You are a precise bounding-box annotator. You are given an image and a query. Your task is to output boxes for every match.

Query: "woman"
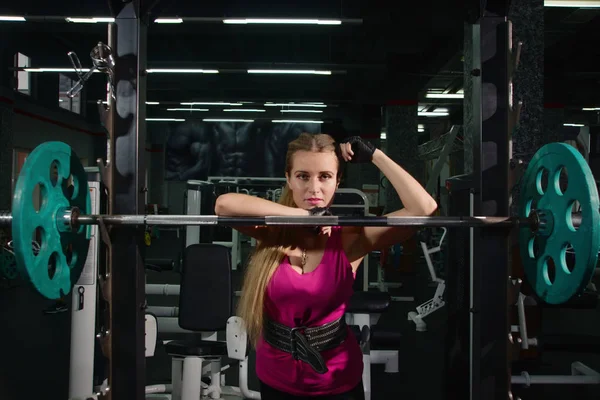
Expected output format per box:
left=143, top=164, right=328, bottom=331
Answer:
left=215, top=133, right=437, bottom=399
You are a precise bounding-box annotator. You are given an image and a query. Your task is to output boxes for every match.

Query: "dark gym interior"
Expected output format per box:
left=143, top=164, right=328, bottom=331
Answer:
left=1, top=1, right=600, bottom=400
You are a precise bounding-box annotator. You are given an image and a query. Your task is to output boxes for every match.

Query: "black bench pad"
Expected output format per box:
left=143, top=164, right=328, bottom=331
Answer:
left=164, top=339, right=228, bottom=357
left=347, top=291, right=391, bottom=314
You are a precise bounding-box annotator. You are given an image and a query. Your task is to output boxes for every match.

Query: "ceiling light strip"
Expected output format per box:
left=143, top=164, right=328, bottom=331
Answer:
left=265, top=102, right=327, bottom=108
left=272, top=119, right=324, bottom=124
left=280, top=109, right=323, bottom=113
left=0, top=16, right=26, bottom=21
left=167, top=108, right=209, bottom=111
left=223, top=109, right=266, bottom=112
left=223, top=18, right=342, bottom=25
left=425, top=93, right=464, bottom=99
left=203, top=118, right=254, bottom=122
left=154, top=18, right=183, bottom=23
left=544, top=1, right=600, bottom=7
left=248, top=69, right=332, bottom=75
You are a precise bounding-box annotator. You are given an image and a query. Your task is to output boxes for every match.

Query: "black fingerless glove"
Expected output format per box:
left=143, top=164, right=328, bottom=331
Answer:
left=340, top=136, right=376, bottom=163
left=309, top=207, right=333, bottom=216
left=309, top=207, right=333, bottom=234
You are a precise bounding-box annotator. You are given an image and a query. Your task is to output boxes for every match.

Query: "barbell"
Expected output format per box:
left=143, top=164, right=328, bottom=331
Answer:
left=0, top=141, right=598, bottom=305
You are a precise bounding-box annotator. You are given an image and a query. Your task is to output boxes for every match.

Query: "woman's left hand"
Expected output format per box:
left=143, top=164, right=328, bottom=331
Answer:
left=340, top=136, right=376, bottom=163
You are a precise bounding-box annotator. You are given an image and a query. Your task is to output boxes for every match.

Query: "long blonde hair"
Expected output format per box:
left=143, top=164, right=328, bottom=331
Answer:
left=237, top=132, right=342, bottom=347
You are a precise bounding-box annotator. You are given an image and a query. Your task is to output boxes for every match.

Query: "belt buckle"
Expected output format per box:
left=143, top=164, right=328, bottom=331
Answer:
left=290, top=326, right=306, bottom=360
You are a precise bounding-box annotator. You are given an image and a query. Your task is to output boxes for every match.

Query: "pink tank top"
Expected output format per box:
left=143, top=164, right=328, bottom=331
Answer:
left=255, top=226, right=364, bottom=396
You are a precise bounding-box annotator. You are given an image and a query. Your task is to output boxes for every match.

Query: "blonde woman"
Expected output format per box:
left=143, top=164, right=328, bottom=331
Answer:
left=215, top=133, right=437, bottom=399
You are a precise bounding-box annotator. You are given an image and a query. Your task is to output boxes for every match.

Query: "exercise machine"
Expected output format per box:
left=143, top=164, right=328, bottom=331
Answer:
left=407, top=228, right=447, bottom=332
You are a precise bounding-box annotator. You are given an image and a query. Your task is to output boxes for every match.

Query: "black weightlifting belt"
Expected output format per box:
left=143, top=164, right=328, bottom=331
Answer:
left=263, top=317, right=347, bottom=374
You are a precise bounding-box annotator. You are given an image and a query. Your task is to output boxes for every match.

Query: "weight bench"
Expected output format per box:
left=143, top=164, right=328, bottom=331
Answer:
left=346, top=291, right=401, bottom=400
left=162, top=243, right=244, bottom=400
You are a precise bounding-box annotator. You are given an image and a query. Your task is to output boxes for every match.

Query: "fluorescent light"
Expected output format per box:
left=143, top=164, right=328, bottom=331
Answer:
left=146, top=69, right=219, bottom=74
left=167, top=108, right=209, bottom=112
left=265, top=102, right=327, bottom=108
left=272, top=119, right=324, bottom=124
left=564, top=123, right=584, bottom=127
left=425, top=93, right=464, bottom=99
left=248, top=69, right=331, bottom=75
left=582, top=107, right=600, bottom=111
left=24, top=68, right=97, bottom=73
left=280, top=109, right=323, bottom=113
left=24, top=68, right=218, bottom=74
left=102, top=101, right=160, bottom=105
left=545, top=1, right=600, bottom=7
left=419, top=112, right=449, bottom=117
left=418, top=124, right=425, bottom=129
left=203, top=118, right=254, bottom=122
left=154, top=18, right=183, bottom=23
left=181, top=102, right=242, bottom=106
left=0, top=16, right=26, bottom=21
left=146, top=118, right=185, bottom=122
left=380, top=133, right=387, bottom=139
left=223, top=109, right=266, bottom=112
left=223, top=18, right=341, bottom=25
left=418, top=128, right=425, bottom=132
left=65, top=17, right=115, bottom=23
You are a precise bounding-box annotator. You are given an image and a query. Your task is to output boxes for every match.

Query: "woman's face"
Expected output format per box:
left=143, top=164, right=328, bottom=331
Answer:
left=286, top=150, right=339, bottom=210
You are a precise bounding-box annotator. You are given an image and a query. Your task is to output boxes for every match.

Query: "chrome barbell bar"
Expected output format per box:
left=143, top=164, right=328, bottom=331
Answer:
left=0, top=208, right=557, bottom=230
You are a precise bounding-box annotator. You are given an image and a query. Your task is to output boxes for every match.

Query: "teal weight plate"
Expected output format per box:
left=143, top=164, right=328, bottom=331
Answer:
left=12, top=142, right=91, bottom=299
left=519, top=142, right=600, bottom=304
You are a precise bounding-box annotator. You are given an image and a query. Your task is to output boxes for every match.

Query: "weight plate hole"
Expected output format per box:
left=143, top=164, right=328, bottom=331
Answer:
left=554, top=166, right=568, bottom=196
left=528, top=236, right=542, bottom=259
left=536, top=168, right=549, bottom=195
left=48, top=252, right=58, bottom=280
left=566, top=201, right=580, bottom=232
left=34, top=226, right=44, bottom=257
left=32, top=183, right=47, bottom=213
left=543, top=257, right=556, bottom=286
left=64, top=244, right=78, bottom=267
left=63, top=174, right=78, bottom=200
left=50, top=160, right=60, bottom=187
left=526, top=198, right=538, bottom=217
left=561, top=243, right=576, bottom=274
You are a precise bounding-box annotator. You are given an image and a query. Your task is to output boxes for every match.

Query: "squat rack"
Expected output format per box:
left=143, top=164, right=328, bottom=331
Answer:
left=85, top=3, right=526, bottom=400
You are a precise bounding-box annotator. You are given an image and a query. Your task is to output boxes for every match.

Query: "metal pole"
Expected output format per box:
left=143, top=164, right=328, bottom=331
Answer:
left=79, top=214, right=522, bottom=227
left=102, top=3, right=147, bottom=400
left=1, top=210, right=584, bottom=230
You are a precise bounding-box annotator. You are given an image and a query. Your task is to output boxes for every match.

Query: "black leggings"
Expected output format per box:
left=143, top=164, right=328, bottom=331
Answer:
left=259, top=380, right=365, bottom=400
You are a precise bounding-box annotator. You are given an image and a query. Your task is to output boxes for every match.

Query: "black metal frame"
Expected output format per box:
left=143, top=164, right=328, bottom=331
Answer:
left=97, top=1, right=518, bottom=400
left=101, top=2, right=149, bottom=400
left=470, top=15, right=512, bottom=400
left=445, top=5, right=513, bottom=400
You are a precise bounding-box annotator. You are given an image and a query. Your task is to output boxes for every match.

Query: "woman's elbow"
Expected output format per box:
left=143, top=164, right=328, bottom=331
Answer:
left=419, top=198, right=438, bottom=216
left=214, top=194, right=232, bottom=215
left=425, top=199, right=438, bottom=216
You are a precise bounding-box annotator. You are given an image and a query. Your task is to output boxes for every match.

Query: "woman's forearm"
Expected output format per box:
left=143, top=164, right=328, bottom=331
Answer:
left=372, top=149, right=438, bottom=216
left=214, top=193, right=309, bottom=217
